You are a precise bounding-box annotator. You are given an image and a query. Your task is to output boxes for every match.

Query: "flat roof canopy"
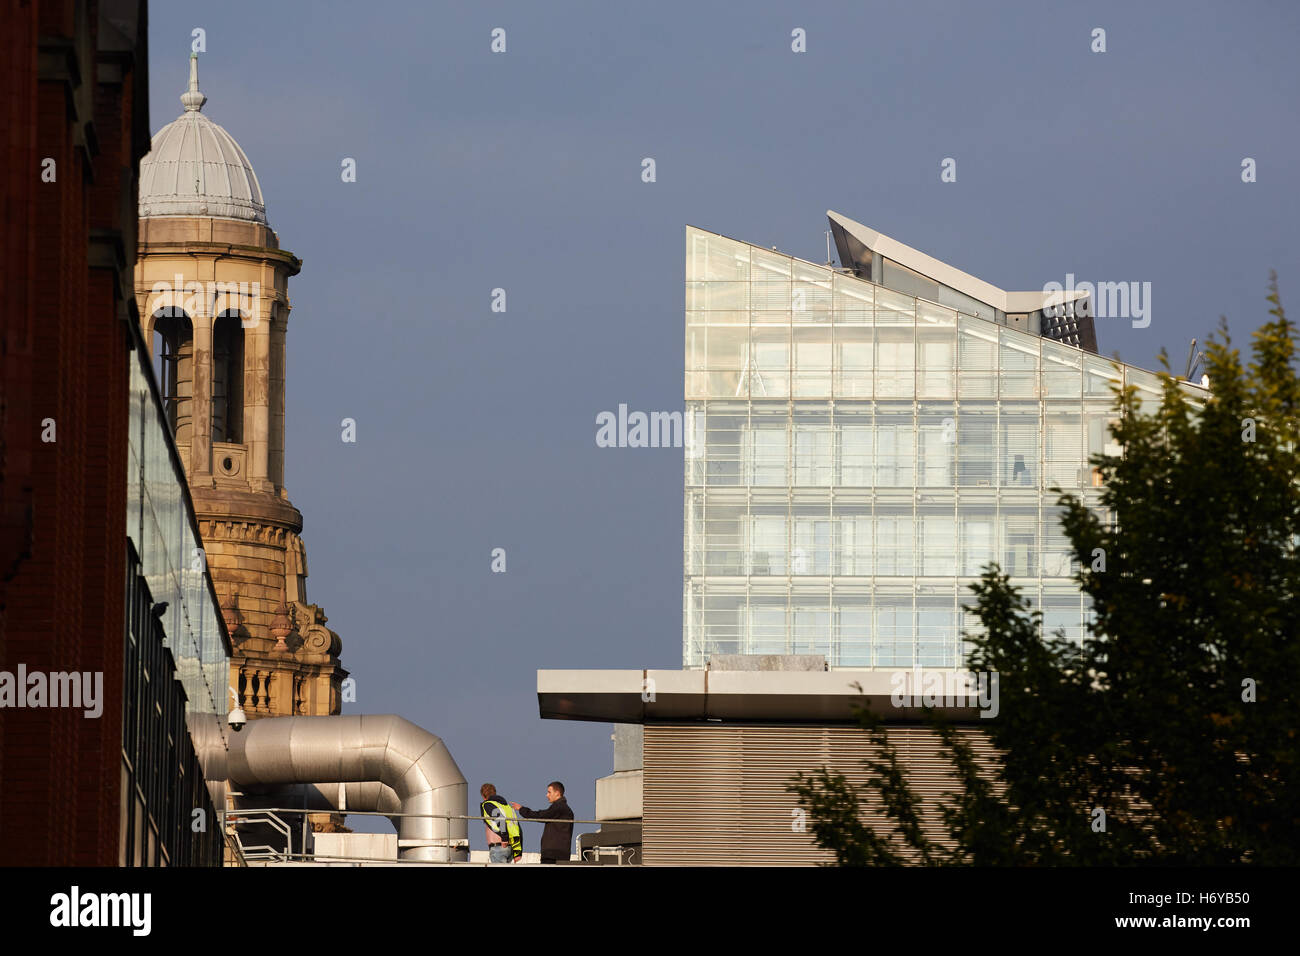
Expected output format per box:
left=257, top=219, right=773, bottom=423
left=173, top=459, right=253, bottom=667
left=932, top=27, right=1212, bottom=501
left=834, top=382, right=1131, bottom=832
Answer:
left=537, top=669, right=989, bottom=723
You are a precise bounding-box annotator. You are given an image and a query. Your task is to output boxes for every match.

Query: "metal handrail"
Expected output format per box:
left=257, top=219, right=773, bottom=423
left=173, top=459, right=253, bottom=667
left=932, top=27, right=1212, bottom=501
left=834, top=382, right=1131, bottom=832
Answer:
left=221, top=806, right=626, bottom=865
left=226, top=807, right=610, bottom=825
left=226, top=810, right=295, bottom=863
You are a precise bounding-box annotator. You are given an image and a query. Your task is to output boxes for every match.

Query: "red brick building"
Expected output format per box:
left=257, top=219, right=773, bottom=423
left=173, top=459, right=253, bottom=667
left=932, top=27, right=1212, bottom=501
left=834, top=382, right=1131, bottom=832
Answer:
left=0, top=0, right=151, bottom=865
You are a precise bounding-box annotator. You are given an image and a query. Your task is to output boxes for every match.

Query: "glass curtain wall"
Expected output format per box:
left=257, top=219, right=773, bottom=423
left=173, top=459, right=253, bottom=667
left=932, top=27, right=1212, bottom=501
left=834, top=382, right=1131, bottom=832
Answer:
left=684, top=227, right=1184, bottom=669
left=128, top=334, right=231, bottom=756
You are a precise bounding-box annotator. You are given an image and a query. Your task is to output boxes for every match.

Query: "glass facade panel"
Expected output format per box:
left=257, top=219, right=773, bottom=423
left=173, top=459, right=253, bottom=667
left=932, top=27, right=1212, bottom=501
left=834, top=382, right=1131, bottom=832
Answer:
left=958, top=318, right=998, bottom=398
left=832, top=272, right=874, bottom=323
left=835, top=325, right=873, bottom=398
left=792, top=326, right=832, bottom=397
left=129, top=344, right=229, bottom=746
left=957, top=404, right=995, bottom=487
left=836, top=587, right=873, bottom=667
left=1085, top=354, right=1122, bottom=397
left=1042, top=340, right=1083, bottom=399
left=999, top=331, right=1039, bottom=399
left=875, top=325, right=915, bottom=398
left=837, top=405, right=872, bottom=486
left=959, top=498, right=997, bottom=576
left=749, top=588, right=789, bottom=654
left=683, top=227, right=1165, bottom=669
left=792, top=405, right=832, bottom=486
left=1126, top=367, right=1165, bottom=413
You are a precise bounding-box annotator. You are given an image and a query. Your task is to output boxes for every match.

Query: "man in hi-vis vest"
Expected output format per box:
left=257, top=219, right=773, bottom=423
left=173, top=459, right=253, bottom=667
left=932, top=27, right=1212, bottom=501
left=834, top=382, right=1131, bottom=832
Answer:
left=480, top=783, right=523, bottom=863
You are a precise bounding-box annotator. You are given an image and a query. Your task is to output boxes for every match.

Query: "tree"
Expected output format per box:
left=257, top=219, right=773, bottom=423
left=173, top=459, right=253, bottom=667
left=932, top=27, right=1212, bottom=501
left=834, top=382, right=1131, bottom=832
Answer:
left=790, top=278, right=1300, bottom=865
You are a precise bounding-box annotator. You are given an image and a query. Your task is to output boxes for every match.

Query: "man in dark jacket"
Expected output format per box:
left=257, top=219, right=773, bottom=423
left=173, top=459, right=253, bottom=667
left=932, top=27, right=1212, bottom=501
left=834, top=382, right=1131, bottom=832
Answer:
left=511, top=781, right=574, bottom=864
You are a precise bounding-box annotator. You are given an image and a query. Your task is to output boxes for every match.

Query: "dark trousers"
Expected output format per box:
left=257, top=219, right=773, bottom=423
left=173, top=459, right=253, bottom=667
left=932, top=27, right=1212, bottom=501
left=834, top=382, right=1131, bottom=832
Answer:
left=540, top=857, right=556, bottom=865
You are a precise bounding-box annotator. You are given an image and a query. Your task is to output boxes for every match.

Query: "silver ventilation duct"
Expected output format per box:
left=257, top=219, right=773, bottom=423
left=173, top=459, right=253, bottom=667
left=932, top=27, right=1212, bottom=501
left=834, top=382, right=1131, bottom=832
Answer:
left=226, top=714, right=467, bottom=862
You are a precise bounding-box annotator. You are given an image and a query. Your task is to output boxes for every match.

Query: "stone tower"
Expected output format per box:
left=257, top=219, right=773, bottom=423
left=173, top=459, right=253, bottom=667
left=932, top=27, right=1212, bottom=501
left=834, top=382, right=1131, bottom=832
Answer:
left=133, top=56, right=346, bottom=722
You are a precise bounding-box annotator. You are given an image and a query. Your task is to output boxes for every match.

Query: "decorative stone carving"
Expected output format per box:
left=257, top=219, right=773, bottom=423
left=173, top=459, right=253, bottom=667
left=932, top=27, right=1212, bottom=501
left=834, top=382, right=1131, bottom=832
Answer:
left=270, top=596, right=293, bottom=651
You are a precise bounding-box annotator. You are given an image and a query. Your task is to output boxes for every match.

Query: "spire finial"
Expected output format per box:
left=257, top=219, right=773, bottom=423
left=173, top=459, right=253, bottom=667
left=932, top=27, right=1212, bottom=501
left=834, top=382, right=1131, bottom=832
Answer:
left=180, top=53, right=207, bottom=112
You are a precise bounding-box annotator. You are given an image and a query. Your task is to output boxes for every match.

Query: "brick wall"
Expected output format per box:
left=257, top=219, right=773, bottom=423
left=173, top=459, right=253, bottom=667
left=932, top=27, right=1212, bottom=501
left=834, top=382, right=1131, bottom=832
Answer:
left=0, top=0, right=148, bottom=866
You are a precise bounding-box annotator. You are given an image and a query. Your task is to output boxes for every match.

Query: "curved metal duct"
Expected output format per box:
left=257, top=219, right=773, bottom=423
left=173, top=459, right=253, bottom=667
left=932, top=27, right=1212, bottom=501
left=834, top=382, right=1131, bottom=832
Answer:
left=227, top=714, right=467, bottom=862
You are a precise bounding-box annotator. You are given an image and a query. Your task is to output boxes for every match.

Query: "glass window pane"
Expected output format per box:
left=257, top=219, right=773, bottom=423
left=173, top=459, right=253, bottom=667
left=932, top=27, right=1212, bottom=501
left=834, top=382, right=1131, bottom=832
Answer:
left=749, top=505, right=787, bottom=576
left=1000, top=411, right=1038, bottom=488
left=705, top=325, right=747, bottom=370
left=698, top=587, right=745, bottom=659
left=751, top=246, right=792, bottom=280
left=959, top=501, right=996, bottom=576
left=1044, top=411, right=1083, bottom=489
left=748, top=590, right=788, bottom=654
left=1126, top=367, right=1165, bottom=413
left=1041, top=340, right=1083, bottom=399
left=793, top=260, right=833, bottom=322
left=875, top=593, right=914, bottom=667
left=875, top=407, right=915, bottom=487
left=957, top=405, right=995, bottom=487
left=750, top=325, right=789, bottom=397
left=1085, top=355, right=1121, bottom=397
left=958, top=318, right=998, bottom=398
left=1002, top=502, right=1039, bottom=577
left=918, top=405, right=956, bottom=487
left=837, top=405, right=873, bottom=487
left=917, top=597, right=958, bottom=667
left=793, top=606, right=831, bottom=657
left=793, top=326, right=831, bottom=397
left=832, top=273, right=874, bottom=324
left=701, top=403, right=746, bottom=485
left=794, top=416, right=833, bottom=487
left=834, top=326, right=873, bottom=398
left=875, top=328, right=914, bottom=398
left=702, top=493, right=745, bottom=576
left=920, top=507, right=957, bottom=576
left=835, top=495, right=873, bottom=574
left=876, top=501, right=915, bottom=576
left=999, top=331, right=1039, bottom=399
left=689, top=229, right=750, bottom=282
left=837, top=596, right=873, bottom=667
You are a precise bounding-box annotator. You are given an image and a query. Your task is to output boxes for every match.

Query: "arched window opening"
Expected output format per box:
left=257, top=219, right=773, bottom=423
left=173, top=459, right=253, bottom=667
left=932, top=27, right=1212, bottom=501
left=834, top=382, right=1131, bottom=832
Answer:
left=212, top=312, right=244, bottom=443
left=152, top=309, right=193, bottom=442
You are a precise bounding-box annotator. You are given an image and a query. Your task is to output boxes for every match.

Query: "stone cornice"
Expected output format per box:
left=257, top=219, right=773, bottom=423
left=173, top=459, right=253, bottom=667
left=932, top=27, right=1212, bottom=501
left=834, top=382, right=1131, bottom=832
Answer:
left=192, top=488, right=304, bottom=534
left=137, top=240, right=301, bottom=272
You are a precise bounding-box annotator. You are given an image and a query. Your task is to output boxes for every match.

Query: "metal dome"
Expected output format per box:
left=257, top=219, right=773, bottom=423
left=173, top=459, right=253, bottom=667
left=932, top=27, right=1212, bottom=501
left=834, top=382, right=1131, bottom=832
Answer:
left=138, top=55, right=267, bottom=224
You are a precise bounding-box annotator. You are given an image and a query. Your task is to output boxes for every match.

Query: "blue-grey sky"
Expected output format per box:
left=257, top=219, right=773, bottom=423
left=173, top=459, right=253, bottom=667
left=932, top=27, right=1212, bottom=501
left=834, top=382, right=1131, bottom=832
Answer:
left=148, top=1, right=1300, bottom=844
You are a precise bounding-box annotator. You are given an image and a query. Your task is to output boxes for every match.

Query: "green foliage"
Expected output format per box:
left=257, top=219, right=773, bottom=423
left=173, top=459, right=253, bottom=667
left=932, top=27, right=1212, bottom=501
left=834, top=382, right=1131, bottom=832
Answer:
left=790, top=277, right=1300, bottom=865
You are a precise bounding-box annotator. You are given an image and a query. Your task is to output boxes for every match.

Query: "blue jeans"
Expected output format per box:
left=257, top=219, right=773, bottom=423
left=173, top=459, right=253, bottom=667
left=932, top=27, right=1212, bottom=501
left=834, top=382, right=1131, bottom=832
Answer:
left=488, top=844, right=512, bottom=864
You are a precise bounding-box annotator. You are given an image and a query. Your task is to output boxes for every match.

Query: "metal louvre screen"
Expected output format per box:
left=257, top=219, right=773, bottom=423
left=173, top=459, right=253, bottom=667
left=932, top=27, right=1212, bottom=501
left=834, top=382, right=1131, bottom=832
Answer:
left=643, top=723, right=996, bottom=866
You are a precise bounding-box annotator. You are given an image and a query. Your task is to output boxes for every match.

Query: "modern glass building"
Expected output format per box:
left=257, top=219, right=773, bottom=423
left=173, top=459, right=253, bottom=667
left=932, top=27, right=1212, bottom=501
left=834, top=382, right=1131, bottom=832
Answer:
left=683, top=211, right=1205, bottom=669
left=124, top=322, right=231, bottom=865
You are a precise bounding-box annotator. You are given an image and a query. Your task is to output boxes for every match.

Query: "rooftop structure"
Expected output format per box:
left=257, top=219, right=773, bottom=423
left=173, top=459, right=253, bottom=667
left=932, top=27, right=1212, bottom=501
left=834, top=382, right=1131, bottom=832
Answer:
left=682, top=216, right=1205, bottom=670
left=138, top=54, right=266, bottom=224
left=828, top=211, right=1097, bottom=350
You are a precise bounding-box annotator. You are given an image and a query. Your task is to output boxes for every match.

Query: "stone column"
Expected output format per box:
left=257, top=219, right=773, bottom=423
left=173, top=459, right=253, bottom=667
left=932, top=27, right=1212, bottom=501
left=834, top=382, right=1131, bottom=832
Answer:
left=269, top=307, right=287, bottom=488
left=247, top=305, right=271, bottom=492
left=191, top=310, right=213, bottom=479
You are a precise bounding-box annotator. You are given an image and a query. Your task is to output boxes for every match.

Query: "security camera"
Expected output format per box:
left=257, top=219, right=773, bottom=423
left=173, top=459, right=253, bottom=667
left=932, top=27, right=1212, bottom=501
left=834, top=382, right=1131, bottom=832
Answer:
left=228, top=706, right=246, bottom=732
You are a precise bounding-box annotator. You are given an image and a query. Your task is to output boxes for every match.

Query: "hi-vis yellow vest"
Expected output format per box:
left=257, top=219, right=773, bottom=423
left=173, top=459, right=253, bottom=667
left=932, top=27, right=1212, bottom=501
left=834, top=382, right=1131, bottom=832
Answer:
left=481, top=799, right=523, bottom=857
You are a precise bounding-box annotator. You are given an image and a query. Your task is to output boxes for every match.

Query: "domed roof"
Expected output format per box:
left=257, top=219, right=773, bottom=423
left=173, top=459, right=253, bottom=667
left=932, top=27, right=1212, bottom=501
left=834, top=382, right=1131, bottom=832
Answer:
left=139, top=55, right=267, bottom=224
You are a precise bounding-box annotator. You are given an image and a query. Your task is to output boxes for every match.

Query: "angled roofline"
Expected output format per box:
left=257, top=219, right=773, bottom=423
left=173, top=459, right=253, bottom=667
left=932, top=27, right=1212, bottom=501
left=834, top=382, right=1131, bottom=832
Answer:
left=683, top=223, right=1210, bottom=394
left=827, top=210, right=1088, bottom=314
